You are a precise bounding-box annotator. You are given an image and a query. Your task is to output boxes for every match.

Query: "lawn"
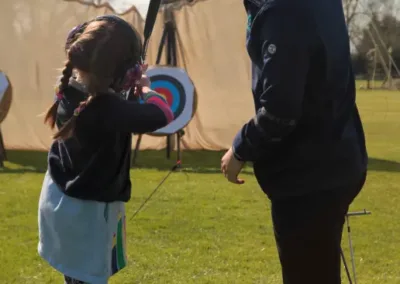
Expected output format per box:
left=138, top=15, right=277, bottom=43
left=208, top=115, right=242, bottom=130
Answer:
left=1, top=89, right=400, bottom=284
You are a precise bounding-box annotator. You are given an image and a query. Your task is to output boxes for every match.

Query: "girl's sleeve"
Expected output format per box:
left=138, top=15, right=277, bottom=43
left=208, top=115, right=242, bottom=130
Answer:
left=103, top=92, right=174, bottom=134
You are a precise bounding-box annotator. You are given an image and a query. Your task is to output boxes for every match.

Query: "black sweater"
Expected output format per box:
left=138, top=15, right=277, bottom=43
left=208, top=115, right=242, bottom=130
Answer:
left=48, top=86, right=171, bottom=202
left=233, top=0, right=367, bottom=199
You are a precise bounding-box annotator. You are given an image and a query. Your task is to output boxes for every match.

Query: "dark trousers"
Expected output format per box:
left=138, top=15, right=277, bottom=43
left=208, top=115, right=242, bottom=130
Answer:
left=271, top=175, right=365, bottom=284
left=64, top=276, right=87, bottom=284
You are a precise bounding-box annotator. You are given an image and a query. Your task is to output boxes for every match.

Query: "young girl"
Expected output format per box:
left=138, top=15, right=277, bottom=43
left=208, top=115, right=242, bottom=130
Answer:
left=38, top=15, right=173, bottom=284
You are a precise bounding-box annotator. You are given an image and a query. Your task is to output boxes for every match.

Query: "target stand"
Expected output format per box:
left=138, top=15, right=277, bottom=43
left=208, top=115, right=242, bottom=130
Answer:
left=340, top=209, right=371, bottom=284
left=0, top=130, right=6, bottom=168
left=132, top=6, right=196, bottom=166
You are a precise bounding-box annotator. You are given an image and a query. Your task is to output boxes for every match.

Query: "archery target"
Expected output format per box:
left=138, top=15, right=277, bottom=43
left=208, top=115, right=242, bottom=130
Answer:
left=0, top=72, right=12, bottom=124
left=145, top=66, right=195, bottom=135
left=151, top=75, right=186, bottom=119
left=0, top=72, right=8, bottom=103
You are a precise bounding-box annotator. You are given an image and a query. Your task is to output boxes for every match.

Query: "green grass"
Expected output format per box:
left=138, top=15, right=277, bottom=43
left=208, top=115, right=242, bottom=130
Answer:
left=1, top=89, right=400, bottom=283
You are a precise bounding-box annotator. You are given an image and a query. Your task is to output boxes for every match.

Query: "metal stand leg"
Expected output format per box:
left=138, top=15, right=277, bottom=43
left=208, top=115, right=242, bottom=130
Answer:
left=176, top=131, right=181, bottom=164
left=166, top=135, right=171, bottom=160
left=0, top=128, right=6, bottom=168
left=131, top=134, right=143, bottom=167
left=346, top=215, right=358, bottom=284
left=342, top=210, right=371, bottom=284
left=341, top=247, right=353, bottom=284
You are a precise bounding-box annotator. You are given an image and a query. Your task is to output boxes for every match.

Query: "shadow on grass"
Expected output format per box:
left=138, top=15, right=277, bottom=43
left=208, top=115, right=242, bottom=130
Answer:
left=368, top=158, right=400, bottom=172
left=0, top=149, right=254, bottom=175
left=133, top=153, right=400, bottom=173
left=0, top=150, right=399, bottom=174
left=132, top=150, right=254, bottom=175
left=0, top=150, right=47, bottom=174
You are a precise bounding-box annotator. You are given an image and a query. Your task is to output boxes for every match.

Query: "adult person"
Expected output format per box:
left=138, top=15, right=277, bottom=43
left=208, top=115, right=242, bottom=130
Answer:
left=221, top=0, right=367, bottom=283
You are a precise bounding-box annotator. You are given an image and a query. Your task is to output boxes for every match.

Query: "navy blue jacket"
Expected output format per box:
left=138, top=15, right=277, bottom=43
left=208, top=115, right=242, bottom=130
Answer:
left=233, top=0, right=367, bottom=199
left=49, top=86, right=170, bottom=202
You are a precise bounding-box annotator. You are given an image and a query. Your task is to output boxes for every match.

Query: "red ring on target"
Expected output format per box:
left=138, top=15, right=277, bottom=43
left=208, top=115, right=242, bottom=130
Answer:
left=154, top=87, right=173, bottom=106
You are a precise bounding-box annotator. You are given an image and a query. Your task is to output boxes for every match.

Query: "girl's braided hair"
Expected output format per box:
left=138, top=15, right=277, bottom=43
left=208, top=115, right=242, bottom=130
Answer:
left=44, top=15, right=143, bottom=139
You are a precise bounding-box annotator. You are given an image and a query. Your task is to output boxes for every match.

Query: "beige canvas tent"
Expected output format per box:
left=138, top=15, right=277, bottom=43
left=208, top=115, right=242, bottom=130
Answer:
left=0, top=0, right=254, bottom=151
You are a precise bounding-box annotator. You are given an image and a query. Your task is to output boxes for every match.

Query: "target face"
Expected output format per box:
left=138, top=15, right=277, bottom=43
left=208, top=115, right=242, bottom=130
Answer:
left=0, top=71, right=12, bottom=124
left=145, top=67, right=195, bottom=135
left=151, top=75, right=186, bottom=119
left=0, top=72, right=9, bottom=103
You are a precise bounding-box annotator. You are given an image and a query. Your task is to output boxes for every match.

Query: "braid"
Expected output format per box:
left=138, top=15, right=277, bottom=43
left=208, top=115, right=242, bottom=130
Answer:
left=44, top=61, right=73, bottom=129
left=59, top=61, right=73, bottom=91
left=52, top=61, right=93, bottom=140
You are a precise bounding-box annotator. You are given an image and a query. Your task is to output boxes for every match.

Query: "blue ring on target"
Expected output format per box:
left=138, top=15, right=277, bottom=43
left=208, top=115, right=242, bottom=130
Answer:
left=150, top=80, right=180, bottom=113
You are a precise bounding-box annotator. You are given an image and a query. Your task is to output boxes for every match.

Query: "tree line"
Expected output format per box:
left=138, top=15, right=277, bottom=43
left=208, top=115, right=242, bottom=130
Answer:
left=351, top=13, right=400, bottom=80
left=344, top=0, right=400, bottom=85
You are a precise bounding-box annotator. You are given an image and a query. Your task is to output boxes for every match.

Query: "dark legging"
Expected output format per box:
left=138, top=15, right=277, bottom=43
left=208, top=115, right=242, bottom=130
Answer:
left=271, top=174, right=366, bottom=284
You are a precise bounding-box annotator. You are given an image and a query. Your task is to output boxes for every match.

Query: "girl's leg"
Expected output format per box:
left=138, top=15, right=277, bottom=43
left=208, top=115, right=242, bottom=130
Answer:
left=64, top=275, right=88, bottom=284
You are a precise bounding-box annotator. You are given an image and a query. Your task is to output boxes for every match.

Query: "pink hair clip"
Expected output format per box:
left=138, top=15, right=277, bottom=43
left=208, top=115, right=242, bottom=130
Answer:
left=56, top=92, right=63, bottom=101
left=54, top=88, right=64, bottom=102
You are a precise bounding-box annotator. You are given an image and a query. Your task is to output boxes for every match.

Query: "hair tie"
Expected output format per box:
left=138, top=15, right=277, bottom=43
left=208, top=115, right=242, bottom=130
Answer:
left=54, top=86, right=64, bottom=102
left=73, top=101, right=87, bottom=116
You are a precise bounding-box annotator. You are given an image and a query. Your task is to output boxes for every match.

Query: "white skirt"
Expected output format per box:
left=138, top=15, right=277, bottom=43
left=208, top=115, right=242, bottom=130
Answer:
left=38, top=172, right=127, bottom=284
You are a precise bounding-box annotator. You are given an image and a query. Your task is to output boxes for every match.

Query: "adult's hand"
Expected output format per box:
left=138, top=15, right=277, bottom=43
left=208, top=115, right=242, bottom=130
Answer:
left=221, top=147, right=245, bottom=184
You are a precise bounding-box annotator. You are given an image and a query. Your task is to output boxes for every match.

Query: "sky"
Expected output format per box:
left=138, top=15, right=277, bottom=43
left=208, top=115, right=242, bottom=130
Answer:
left=81, top=0, right=152, bottom=18
left=116, top=0, right=151, bottom=17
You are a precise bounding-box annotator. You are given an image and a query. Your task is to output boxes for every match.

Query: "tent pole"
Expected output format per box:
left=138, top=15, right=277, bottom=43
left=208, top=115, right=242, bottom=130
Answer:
left=164, top=5, right=178, bottom=160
